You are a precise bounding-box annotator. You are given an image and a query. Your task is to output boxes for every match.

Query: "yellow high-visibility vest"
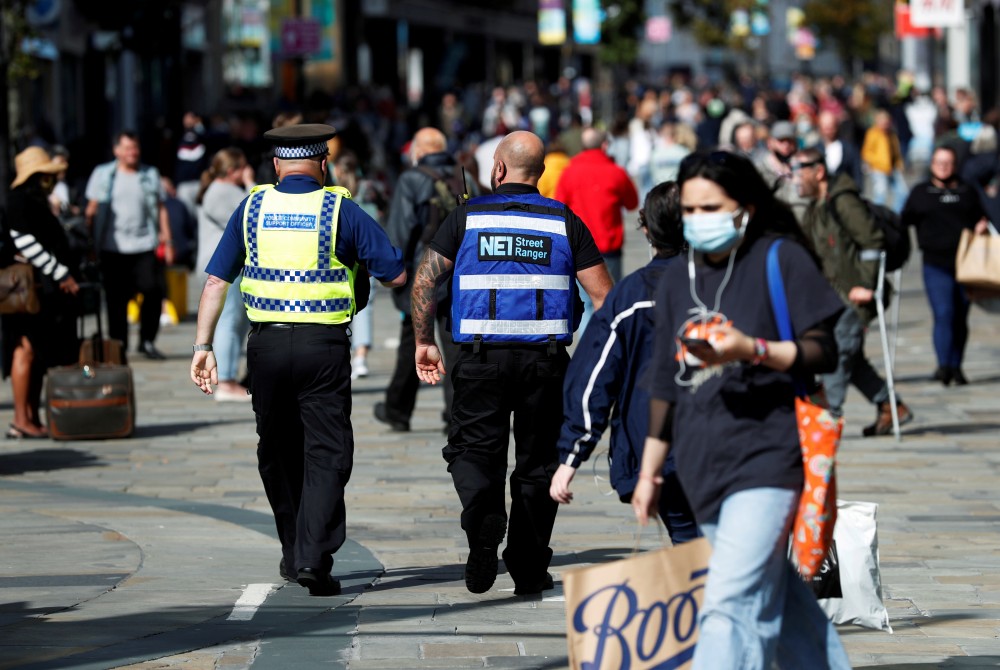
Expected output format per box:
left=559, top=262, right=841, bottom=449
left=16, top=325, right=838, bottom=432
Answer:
left=240, top=184, right=356, bottom=324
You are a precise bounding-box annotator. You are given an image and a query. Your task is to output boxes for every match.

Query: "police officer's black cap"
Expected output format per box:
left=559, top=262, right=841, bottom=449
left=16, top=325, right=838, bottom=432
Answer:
left=263, top=123, right=337, bottom=159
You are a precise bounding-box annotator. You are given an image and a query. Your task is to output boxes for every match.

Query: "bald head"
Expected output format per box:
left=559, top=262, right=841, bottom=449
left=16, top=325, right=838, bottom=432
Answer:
left=410, top=127, right=447, bottom=164
left=581, top=128, right=607, bottom=151
left=492, top=131, right=545, bottom=188
left=817, top=111, right=839, bottom=143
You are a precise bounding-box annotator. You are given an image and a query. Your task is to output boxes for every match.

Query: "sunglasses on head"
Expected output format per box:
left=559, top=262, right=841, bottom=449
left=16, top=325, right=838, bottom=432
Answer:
left=792, top=160, right=821, bottom=171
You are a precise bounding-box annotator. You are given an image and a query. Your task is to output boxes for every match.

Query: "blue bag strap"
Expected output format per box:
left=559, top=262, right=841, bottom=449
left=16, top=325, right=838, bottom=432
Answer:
left=766, top=239, right=794, bottom=341
left=766, top=239, right=807, bottom=397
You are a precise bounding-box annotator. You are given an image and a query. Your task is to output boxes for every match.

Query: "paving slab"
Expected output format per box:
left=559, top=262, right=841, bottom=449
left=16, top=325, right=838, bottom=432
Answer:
left=2, top=220, right=1000, bottom=668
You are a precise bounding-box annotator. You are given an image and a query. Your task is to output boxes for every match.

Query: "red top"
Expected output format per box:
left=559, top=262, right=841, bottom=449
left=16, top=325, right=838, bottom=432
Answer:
left=554, top=149, right=639, bottom=254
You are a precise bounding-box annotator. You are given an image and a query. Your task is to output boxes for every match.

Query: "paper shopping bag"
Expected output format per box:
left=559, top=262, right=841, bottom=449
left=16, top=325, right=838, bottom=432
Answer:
left=563, top=537, right=711, bottom=670
left=956, top=228, right=1000, bottom=291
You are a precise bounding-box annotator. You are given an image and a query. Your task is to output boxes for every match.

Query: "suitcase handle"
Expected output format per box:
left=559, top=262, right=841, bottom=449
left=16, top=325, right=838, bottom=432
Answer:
left=77, top=282, right=108, bottom=364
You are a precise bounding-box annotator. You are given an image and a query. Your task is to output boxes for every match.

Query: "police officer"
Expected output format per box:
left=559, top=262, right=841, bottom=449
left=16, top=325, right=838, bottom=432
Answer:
left=410, top=130, right=612, bottom=595
left=190, top=124, right=405, bottom=596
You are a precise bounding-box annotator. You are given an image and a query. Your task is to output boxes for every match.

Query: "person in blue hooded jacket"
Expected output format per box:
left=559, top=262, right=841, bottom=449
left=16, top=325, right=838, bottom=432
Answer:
left=550, top=181, right=699, bottom=543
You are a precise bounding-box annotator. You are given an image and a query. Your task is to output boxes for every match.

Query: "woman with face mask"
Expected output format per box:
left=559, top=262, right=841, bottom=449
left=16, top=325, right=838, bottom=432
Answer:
left=901, top=145, right=988, bottom=385
left=632, top=150, right=851, bottom=669
left=2, top=148, right=82, bottom=438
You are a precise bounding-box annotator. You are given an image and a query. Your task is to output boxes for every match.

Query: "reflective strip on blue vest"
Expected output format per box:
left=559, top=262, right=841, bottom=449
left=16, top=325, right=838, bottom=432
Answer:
left=459, top=319, right=569, bottom=336
left=466, top=214, right=567, bottom=236
left=458, top=275, right=569, bottom=290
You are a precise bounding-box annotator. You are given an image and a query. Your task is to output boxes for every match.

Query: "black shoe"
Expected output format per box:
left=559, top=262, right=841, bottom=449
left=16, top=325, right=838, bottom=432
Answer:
left=279, top=558, right=297, bottom=582
left=933, top=366, right=953, bottom=386
left=514, top=572, right=555, bottom=596
left=139, top=340, right=167, bottom=360
left=374, top=402, right=410, bottom=432
left=465, top=513, right=507, bottom=594
left=951, top=368, right=969, bottom=386
left=297, top=567, right=341, bottom=596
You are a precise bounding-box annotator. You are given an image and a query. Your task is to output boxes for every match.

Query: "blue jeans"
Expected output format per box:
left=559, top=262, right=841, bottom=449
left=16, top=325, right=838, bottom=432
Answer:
left=215, top=273, right=251, bottom=382
left=577, top=253, right=622, bottom=336
left=821, top=307, right=889, bottom=417
left=869, top=170, right=909, bottom=214
left=658, top=469, right=701, bottom=543
left=922, top=262, right=970, bottom=368
left=350, top=277, right=378, bottom=350
left=694, top=488, right=851, bottom=670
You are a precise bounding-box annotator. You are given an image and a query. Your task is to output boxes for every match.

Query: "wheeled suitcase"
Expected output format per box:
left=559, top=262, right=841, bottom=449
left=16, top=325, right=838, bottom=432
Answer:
left=45, top=283, right=136, bottom=440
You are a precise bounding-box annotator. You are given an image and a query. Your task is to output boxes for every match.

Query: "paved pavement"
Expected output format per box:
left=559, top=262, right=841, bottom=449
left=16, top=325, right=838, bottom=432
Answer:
left=2, top=223, right=1000, bottom=669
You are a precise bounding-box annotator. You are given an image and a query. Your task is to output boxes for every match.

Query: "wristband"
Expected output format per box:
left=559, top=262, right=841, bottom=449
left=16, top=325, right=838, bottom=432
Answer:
left=751, top=337, right=769, bottom=366
left=192, top=344, right=214, bottom=353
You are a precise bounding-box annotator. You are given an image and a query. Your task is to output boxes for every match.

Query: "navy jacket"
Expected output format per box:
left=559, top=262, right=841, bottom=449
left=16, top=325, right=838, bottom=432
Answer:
left=557, top=255, right=678, bottom=498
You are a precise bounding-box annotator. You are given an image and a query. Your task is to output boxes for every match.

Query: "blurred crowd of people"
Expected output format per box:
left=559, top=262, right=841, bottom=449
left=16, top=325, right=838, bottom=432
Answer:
left=3, top=68, right=996, bottom=433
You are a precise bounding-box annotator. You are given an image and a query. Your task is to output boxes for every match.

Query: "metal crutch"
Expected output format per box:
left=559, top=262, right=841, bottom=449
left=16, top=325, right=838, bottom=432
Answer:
left=872, top=251, right=901, bottom=441
left=888, top=268, right=902, bottom=370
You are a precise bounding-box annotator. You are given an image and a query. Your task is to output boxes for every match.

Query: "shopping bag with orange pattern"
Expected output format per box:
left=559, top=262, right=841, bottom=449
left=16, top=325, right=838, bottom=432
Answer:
left=767, top=240, right=843, bottom=579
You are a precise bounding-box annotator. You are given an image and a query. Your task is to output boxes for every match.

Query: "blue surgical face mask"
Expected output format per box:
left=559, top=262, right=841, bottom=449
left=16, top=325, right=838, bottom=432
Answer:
left=682, top=208, right=747, bottom=254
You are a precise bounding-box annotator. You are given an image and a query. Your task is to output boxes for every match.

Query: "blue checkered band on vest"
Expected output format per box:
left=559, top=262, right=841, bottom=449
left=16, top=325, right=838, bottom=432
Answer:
left=273, top=142, right=328, bottom=159
left=243, top=267, right=348, bottom=283
left=246, top=191, right=266, bottom=267
left=243, top=295, right=352, bottom=313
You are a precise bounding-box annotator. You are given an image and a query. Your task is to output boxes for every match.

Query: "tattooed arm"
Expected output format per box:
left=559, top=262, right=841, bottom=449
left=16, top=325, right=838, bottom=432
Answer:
left=411, top=248, right=454, bottom=385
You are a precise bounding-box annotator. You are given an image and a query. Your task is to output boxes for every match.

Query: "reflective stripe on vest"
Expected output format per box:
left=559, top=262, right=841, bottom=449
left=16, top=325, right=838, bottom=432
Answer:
left=452, top=195, right=577, bottom=344
left=240, top=185, right=356, bottom=324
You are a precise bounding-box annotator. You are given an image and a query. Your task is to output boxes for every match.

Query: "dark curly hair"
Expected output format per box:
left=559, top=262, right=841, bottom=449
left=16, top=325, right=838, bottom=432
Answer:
left=639, top=181, right=685, bottom=257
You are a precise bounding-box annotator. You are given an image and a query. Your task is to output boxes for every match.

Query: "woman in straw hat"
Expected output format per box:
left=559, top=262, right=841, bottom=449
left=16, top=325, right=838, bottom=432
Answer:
left=2, top=147, right=81, bottom=438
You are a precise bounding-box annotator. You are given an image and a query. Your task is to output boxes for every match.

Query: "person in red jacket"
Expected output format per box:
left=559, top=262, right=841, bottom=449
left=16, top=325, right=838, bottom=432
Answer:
left=555, top=127, right=638, bottom=332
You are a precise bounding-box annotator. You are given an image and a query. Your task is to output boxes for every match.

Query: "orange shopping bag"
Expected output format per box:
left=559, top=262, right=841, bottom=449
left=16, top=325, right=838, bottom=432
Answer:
left=792, top=394, right=842, bottom=579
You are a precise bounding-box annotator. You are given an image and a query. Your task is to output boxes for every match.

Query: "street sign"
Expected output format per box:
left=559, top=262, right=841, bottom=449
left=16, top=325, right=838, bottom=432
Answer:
left=281, top=18, right=322, bottom=57
left=909, top=0, right=965, bottom=28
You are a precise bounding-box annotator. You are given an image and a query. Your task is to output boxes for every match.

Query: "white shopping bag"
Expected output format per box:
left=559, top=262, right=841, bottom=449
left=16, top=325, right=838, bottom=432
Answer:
left=812, top=500, right=892, bottom=632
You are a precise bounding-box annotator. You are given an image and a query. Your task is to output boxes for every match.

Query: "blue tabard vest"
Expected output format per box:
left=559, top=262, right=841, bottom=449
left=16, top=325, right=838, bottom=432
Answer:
left=451, top=194, right=578, bottom=344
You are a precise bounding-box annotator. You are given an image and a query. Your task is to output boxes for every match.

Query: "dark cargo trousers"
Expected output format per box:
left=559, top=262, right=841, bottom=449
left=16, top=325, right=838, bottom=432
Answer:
left=443, top=343, right=568, bottom=588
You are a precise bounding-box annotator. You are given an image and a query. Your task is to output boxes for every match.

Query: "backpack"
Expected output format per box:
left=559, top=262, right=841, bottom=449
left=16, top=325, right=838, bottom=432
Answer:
left=416, top=166, right=468, bottom=246
left=828, top=192, right=910, bottom=272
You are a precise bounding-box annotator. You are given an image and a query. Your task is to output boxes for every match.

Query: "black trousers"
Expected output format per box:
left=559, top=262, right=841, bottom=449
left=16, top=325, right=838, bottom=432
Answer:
left=442, top=344, right=568, bottom=587
left=248, top=323, right=354, bottom=573
left=384, top=313, right=460, bottom=423
left=99, top=250, right=163, bottom=350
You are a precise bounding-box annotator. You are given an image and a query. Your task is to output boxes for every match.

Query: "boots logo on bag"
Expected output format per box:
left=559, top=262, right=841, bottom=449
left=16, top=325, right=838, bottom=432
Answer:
left=570, top=568, right=707, bottom=670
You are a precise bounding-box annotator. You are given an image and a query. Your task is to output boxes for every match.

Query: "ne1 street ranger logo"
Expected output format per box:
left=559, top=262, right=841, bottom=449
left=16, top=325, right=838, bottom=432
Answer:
left=478, top=233, right=552, bottom=265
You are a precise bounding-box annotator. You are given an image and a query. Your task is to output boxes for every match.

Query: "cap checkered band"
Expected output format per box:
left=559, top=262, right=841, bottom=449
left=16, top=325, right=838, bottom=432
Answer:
left=274, top=142, right=329, bottom=159
left=242, top=295, right=352, bottom=313
left=243, top=266, right=348, bottom=283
